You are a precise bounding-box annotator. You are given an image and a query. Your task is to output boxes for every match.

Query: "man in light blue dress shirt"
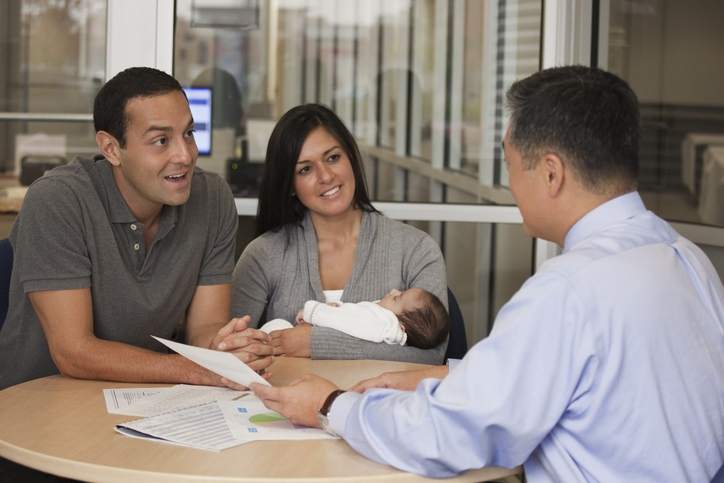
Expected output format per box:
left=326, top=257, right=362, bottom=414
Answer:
left=252, top=66, right=724, bottom=482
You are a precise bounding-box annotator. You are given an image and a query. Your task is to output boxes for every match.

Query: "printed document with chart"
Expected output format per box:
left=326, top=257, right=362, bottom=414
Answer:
left=113, top=336, right=333, bottom=451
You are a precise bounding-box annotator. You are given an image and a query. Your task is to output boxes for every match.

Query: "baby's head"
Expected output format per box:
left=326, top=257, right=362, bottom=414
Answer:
left=378, top=288, right=450, bottom=349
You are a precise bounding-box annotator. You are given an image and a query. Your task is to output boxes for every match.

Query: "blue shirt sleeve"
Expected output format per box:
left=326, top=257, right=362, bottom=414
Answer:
left=329, top=271, right=597, bottom=477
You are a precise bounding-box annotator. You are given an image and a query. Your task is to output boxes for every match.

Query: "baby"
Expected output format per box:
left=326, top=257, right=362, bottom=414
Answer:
left=260, top=288, right=450, bottom=349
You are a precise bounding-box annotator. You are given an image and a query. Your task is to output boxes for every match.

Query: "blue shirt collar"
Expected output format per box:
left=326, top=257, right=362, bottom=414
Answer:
left=563, top=191, right=647, bottom=252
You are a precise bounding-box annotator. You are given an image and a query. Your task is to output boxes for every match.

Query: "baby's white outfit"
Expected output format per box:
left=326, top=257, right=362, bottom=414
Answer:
left=261, top=300, right=407, bottom=346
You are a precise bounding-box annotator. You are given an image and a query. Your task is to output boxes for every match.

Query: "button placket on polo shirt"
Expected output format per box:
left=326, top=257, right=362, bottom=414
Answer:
left=129, top=222, right=146, bottom=273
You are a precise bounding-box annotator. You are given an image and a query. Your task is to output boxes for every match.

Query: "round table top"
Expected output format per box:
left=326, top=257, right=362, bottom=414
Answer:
left=0, top=357, right=519, bottom=482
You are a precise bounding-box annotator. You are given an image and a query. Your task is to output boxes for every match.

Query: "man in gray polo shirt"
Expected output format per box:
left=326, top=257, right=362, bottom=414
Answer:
left=0, top=67, right=273, bottom=389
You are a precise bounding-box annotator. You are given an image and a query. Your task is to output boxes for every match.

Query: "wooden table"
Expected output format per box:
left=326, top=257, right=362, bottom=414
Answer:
left=0, top=358, right=519, bottom=482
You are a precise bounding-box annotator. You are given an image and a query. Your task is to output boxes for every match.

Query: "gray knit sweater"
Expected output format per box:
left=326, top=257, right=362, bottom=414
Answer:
left=232, top=211, right=448, bottom=364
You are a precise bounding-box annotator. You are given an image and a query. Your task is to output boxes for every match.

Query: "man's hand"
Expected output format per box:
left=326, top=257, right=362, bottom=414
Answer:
left=211, top=316, right=275, bottom=372
left=270, top=324, right=312, bottom=357
left=250, top=374, right=339, bottom=427
left=350, top=366, right=449, bottom=392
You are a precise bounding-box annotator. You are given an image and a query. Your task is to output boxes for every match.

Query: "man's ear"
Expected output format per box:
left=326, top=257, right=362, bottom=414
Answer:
left=95, top=131, right=122, bottom=166
left=541, top=153, right=565, bottom=197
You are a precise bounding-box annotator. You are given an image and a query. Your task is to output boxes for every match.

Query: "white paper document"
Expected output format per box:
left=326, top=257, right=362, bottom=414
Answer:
left=219, top=397, right=336, bottom=441
left=152, top=336, right=271, bottom=387
left=103, top=388, right=166, bottom=415
left=105, top=384, right=245, bottom=417
left=116, top=401, right=241, bottom=452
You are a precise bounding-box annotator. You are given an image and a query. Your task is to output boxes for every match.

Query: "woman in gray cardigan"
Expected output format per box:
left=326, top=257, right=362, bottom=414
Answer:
left=231, top=104, right=448, bottom=364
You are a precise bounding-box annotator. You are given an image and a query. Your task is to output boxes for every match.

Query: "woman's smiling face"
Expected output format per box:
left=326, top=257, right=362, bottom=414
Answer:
left=293, top=127, right=357, bottom=220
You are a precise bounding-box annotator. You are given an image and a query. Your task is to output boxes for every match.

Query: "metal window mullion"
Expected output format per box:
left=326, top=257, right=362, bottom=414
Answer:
left=408, top=1, right=424, bottom=158
left=534, top=0, right=594, bottom=270
left=596, top=0, right=610, bottom=68
left=392, top=1, right=412, bottom=202
left=319, top=0, right=335, bottom=106
left=304, top=3, right=318, bottom=103
left=431, top=0, right=448, bottom=171
left=447, top=0, right=465, bottom=171
left=155, top=0, right=174, bottom=74
left=478, top=0, right=499, bottom=187
left=282, top=7, right=304, bottom=112
left=106, top=0, right=171, bottom=78
left=234, top=197, right=523, bottom=223
left=671, top=222, right=724, bottom=248
left=362, top=0, right=381, bottom=146
left=0, top=113, right=93, bottom=122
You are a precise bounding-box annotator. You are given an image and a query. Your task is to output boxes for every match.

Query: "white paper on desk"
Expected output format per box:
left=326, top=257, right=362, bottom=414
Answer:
left=116, top=400, right=242, bottom=452
left=107, top=384, right=245, bottom=417
left=152, top=336, right=271, bottom=387
left=103, top=388, right=167, bottom=415
left=219, top=397, right=337, bottom=441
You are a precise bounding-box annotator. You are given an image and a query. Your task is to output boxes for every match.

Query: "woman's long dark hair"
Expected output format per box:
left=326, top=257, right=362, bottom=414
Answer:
left=256, top=103, right=378, bottom=235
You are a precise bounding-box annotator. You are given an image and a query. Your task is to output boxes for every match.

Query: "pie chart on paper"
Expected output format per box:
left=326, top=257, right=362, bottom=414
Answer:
left=249, top=412, right=291, bottom=429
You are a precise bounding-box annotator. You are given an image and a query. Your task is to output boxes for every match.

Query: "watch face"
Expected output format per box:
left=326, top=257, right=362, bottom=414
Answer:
left=317, top=412, right=336, bottom=436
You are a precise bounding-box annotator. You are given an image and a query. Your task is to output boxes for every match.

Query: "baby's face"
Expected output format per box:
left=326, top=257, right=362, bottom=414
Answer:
left=378, top=288, right=425, bottom=315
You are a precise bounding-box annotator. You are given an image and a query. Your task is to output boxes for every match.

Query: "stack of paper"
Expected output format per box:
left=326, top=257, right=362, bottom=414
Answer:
left=104, top=385, right=244, bottom=417
left=108, top=337, right=335, bottom=451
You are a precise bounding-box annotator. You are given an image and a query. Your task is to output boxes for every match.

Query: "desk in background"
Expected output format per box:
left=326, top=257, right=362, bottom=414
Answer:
left=699, top=147, right=724, bottom=226
left=0, top=176, right=24, bottom=239
left=0, top=358, right=520, bottom=483
left=681, top=132, right=724, bottom=197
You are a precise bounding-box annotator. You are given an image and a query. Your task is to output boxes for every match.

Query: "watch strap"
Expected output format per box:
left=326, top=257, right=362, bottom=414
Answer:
left=320, top=389, right=345, bottom=416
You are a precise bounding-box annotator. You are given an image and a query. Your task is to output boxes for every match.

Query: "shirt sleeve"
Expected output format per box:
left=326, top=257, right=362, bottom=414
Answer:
left=311, top=327, right=446, bottom=363
left=328, top=272, right=596, bottom=477
left=231, top=235, right=274, bottom=326
left=305, top=301, right=400, bottom=343
left=198, top=176, right=238, bottom=286
left=12, top=178, right=92, bottom=293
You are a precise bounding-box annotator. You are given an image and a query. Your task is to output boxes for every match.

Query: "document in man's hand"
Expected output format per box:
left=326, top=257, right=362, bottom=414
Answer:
left=152, top=336, right=271, bottom=387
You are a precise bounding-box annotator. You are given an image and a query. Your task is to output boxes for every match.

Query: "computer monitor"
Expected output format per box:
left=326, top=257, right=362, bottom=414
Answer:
left=183, top=87, right=213, bottom=156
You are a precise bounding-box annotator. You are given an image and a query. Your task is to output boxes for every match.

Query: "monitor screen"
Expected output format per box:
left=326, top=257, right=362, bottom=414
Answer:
left=183, top=87, right=213, bottom=156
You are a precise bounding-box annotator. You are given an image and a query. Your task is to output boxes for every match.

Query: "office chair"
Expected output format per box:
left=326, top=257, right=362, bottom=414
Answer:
left=713, top=463, right=724, bottom=483
left=0, top=238, right=12, bottom=326
left=444, top=288, right=468, bottom=360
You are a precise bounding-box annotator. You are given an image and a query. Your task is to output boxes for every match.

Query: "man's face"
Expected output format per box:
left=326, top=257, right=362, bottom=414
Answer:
left=503, top=128, right=546, bottom=238
left=111, top=90, right=198, bottom=218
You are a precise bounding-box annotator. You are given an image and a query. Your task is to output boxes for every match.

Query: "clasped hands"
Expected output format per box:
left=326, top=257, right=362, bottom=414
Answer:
left=209, top=315, right=313, bottom=374
left=209, top=315, right=448, bottom=429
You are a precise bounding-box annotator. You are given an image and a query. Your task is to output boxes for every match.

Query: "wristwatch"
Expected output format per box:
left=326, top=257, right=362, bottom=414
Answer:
left=317, top=389, right=345, bottom=436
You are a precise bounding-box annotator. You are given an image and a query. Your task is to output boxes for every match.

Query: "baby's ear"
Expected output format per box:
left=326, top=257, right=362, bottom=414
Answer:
left=399, top=323, right=406, bottom=332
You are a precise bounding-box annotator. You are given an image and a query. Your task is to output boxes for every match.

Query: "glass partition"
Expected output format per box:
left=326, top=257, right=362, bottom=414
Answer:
left=0, top=0, right=106, bottom=174
left=175, top=0, right=544, bottom=341
left=604, top=0, right=724, bottom=229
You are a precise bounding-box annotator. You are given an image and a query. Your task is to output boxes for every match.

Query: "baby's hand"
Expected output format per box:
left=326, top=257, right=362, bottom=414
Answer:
left=295, top=309, right=306, bottom=324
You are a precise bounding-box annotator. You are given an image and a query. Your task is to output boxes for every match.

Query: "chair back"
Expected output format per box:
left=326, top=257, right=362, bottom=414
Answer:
left=0, top=238, right=13, bottom=326
left=713, top=463, right=724, bottom=483
left=445, top=288, right=468, bottom=360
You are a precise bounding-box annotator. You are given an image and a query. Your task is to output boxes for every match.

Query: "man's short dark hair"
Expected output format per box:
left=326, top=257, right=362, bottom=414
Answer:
left=398, top=291, right=450, bottom=349
left=506, top=65, right=640, bottom=194
left=93, top=67, right=184, bottom=147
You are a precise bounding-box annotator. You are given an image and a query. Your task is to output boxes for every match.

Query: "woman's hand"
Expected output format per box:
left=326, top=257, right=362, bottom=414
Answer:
left=211, top=316, right=275, bottom=372
left=270, top=323, right=312, bottom=357
left=350, top=366, right=449, bottom=392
